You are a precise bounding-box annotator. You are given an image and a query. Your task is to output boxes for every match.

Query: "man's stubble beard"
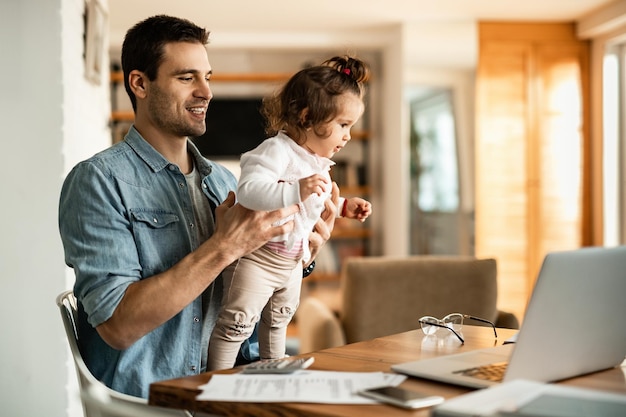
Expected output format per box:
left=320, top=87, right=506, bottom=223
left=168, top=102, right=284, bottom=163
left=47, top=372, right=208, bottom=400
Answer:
left=148, top=85, right=206, bottom=139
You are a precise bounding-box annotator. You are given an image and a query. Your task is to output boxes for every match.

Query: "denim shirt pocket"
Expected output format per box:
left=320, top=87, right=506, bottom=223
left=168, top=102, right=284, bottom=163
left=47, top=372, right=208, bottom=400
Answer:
left=131, top=210, right=179, bottom=228
left=130, top=209, right=187, bottom=277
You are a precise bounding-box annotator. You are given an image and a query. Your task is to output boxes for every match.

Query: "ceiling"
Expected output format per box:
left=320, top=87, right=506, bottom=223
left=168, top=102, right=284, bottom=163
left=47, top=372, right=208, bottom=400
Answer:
left=105, top=0, right=615, bottom=72
left=107, top=0, right=613, bottom=47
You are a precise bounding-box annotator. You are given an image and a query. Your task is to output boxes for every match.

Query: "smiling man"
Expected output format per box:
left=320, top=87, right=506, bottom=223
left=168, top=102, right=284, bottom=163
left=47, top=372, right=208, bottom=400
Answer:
left=58, top=15, right=337, bottom=398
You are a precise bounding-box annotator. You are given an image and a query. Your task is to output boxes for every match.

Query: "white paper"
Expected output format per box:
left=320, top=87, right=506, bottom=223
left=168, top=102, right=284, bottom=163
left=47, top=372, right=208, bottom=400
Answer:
left=196, top=370, right=407, bottom=404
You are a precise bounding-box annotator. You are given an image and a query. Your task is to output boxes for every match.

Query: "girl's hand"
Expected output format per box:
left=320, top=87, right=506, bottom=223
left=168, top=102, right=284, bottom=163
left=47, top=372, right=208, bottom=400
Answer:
left=345, top=197, right=372, bottom=222
left=299, top=174, right=329, bottom=201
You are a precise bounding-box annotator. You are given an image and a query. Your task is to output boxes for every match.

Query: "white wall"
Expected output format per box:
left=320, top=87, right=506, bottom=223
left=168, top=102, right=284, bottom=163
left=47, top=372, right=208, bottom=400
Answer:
left=0, top=0, right=110, bottom=416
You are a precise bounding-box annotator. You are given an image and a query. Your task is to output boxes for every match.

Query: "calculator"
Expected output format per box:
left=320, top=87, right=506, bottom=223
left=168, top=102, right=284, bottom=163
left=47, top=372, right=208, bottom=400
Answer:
left=240, top=356, right=315, bottom=374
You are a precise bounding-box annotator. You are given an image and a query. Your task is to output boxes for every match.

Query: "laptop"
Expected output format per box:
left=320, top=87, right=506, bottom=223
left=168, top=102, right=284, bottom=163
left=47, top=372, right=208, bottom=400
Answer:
left=392, top=245, right=626, bottom=389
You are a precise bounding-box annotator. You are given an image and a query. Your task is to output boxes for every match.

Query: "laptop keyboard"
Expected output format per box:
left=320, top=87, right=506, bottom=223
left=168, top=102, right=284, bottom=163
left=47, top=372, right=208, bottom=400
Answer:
left=453, top=361, right=508, bottom=382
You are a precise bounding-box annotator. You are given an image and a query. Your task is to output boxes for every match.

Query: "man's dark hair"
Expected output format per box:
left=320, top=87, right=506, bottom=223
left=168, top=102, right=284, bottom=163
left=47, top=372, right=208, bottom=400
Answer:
left=121, top=15, right=210, bottom=111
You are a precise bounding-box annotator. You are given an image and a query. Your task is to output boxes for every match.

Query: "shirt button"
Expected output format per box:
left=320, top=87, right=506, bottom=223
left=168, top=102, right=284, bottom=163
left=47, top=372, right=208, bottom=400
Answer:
left=202, top=183, right=207, bottom=189
left=168, top=165, right=176, bottom=171
left=153, top=218, right=158, bottom=223
left=191, top=366, right=197, bottom=372
left=190, top=223, right=195, bottom=229
left=193, top=316, right=200, bottom=323
left=179, top=182, right=185, bottom=188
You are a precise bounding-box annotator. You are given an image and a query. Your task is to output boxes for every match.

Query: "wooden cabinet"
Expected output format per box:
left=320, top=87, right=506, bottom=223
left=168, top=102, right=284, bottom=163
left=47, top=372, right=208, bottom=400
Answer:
left=475, top=22, right=590, bottom=322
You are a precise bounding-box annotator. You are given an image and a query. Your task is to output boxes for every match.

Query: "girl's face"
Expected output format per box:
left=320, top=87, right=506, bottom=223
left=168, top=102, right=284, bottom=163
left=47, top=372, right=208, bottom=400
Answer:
left=303, top=93, right=364, bottom=159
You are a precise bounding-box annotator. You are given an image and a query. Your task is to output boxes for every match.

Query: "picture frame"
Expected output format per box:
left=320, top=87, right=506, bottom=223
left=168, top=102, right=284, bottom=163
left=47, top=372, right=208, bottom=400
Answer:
left=84, top=0, right=108, bottom=84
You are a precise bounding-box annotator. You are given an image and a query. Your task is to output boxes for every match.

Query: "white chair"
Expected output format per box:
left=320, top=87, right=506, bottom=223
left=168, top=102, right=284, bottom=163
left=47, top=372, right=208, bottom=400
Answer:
left=56, top=290, right=191, bottom=417
left=81, top=384, right=188, bottom=417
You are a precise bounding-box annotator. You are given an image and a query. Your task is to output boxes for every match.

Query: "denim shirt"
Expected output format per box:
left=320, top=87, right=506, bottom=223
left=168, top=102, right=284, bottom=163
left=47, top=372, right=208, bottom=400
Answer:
left=59, top=126, right=257, bottom=398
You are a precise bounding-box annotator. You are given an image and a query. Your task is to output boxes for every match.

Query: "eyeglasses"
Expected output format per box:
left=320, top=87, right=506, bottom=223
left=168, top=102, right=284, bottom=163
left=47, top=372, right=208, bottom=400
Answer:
left=418, top=313, right=498, bottom=344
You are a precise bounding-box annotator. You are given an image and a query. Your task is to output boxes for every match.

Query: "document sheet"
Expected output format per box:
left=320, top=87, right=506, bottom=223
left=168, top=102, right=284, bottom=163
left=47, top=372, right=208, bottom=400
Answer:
left=196, top=370, right=406, bottom=404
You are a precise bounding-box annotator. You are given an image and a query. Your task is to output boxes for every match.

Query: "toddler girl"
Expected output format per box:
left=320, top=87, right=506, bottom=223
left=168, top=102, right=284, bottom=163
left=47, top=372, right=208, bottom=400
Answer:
left=208, top=55, right=372, bottom=370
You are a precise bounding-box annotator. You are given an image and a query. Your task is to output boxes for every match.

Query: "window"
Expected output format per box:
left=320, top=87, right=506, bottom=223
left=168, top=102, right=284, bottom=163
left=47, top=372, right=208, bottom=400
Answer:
left=602, top=44, right=626, bottom=246
left=410, top=90, right=459, bottom=213
left=408, top=88, right=467, bottom=255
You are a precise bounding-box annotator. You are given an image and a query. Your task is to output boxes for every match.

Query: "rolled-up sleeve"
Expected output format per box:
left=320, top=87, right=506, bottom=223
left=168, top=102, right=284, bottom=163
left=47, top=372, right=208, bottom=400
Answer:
left=59, top=159, right=142, bottom=327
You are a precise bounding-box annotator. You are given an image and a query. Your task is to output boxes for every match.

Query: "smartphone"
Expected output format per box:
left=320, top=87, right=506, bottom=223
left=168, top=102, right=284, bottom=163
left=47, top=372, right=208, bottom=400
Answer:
left=358, top=386, right=444, bottom=409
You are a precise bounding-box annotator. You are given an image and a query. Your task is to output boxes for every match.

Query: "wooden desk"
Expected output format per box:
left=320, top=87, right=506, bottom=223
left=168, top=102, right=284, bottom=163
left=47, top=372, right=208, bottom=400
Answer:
left=149, top=326, right=626, bottom=416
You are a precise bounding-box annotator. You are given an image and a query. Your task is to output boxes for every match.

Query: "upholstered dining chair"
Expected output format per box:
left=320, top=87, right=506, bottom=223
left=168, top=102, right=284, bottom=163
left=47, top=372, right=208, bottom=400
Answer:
left=296, top=256, right=519, bottom=353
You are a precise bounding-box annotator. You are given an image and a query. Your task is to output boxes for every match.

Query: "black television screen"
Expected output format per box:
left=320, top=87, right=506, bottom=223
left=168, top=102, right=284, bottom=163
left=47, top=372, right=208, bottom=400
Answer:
left=191, top=98, right=267, bottom=158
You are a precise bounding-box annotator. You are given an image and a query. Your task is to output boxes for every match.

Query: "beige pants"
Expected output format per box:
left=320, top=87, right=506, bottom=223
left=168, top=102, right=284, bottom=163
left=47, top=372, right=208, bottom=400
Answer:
left=208, top=245, right=302, bottom=371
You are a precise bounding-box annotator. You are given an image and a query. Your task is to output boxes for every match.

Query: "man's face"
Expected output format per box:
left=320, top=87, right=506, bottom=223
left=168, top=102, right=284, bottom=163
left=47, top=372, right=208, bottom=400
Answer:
left=145, top=42, right=212, bottom=139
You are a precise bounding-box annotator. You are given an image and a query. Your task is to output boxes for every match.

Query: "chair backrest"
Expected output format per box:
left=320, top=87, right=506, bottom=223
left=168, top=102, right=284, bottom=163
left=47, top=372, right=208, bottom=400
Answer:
left=339, top=256, right=500, bottom=344
left=56, top=291, right=147, bottom=417
left=82, top=384, right=186, bottom=417
left=57, top=291, right=192, bottom=417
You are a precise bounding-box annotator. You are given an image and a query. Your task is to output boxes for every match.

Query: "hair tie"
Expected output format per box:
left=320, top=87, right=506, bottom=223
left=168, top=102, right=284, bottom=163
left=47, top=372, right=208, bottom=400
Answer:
left=342, top=68, right=351, bottom=75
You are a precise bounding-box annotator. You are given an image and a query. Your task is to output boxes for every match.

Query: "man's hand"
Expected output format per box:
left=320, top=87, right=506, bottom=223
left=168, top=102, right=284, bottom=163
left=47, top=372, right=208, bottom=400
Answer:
left=211, top=191, right=299, bottom=264
left=306, top=182, right=339, bottom=267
